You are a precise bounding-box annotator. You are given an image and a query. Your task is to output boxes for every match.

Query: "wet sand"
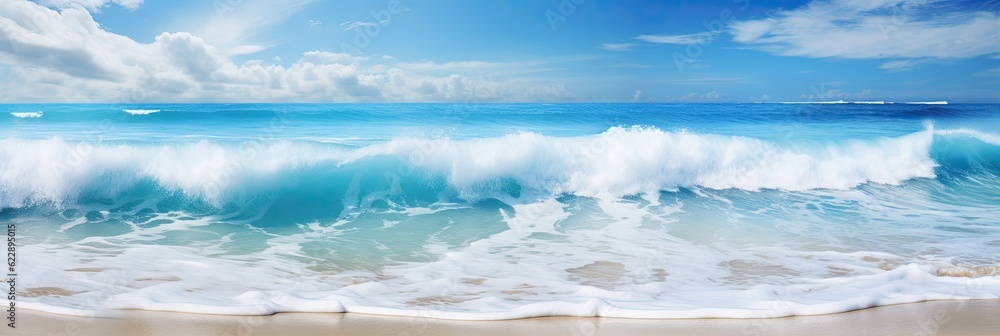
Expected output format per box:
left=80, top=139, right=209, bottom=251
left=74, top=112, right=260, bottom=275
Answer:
left=12, top=299, right=1000, bottom=336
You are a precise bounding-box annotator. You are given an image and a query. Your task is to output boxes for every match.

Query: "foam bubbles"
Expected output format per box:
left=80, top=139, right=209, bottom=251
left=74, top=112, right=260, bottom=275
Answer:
left=15, top=194, right=1000, bottom=319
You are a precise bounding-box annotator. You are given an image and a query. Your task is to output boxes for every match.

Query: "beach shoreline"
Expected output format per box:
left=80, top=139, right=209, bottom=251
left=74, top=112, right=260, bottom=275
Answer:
left=12, top=299, right=1000, bottom=336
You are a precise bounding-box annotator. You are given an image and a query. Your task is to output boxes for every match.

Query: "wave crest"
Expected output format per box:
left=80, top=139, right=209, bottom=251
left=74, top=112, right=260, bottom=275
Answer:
left=10, top=111, right=42, bottom=118
left=351, top=126, right=938, bottom=197
left=123, top=109, right=161, bottom=115
left=0, top=126, right=979, bottom=209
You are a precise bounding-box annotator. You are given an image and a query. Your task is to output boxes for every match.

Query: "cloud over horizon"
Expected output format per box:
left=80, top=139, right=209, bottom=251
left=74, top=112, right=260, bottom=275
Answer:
left=0, top=0, right=996, bottom=102
left=0, top=0, right=575, bottom=103
left=728, top=0, right=1000, bottom=60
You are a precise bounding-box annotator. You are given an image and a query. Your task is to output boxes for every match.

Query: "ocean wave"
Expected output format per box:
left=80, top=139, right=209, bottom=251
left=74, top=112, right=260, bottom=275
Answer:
left=348, top=126, right=944, bottom=197
left=935, top=128, right=1000, bottom=146
left=1, top=126, right=997, bottom=209
left=10, top=111, right=42, bottom=118
left=123, top=109, right=161, bottom=115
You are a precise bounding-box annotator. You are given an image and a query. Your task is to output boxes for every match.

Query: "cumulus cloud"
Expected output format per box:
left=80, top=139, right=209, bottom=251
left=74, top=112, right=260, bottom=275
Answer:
left=729, top=0, right=1000, bottom=59
left=395, top=60, right=549, bottom=75
left=0, top=3, right=138, bottom=80
left=0, top=0, right=574, bottom=102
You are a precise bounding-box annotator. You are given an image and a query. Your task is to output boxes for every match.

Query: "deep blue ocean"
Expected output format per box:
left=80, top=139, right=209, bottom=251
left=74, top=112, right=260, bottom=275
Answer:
left=3, top=103, right=1000, bottom=319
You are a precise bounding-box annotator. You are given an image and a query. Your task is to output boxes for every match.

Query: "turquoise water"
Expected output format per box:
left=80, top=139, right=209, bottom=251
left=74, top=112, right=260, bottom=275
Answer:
left=3, top=103, right=1000, bottom=319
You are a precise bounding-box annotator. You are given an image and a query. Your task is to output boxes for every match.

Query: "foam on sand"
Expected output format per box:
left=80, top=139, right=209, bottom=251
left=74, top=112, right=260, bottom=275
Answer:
left=14, top=197, right=1000, bottom=319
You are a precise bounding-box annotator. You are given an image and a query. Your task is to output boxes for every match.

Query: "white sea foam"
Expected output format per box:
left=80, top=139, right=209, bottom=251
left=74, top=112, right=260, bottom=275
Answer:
left=350, top=125, right=939, bottom=197
left=0, top=126, right=946, bottom=208
left=776, top=100, right=848, bottom=104
left=16, top=196, right=1000, bottom=319
left=904, top=101, right=948, bottom=105
left=776, top=101, right=917, bottom=104
left=0, top=138, right=342, bottom=208
left=10, top=111, right=42, bottom=118
left=123, top=109, right=161, bottom=115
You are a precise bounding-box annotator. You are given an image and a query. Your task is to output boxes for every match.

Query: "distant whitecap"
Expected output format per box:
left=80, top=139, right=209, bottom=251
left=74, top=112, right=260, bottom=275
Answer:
left=10, top=111, right=43, bottom=118
left=123, top=109, right=161, bottom=115
left=904, top=101, right=948, bottom=105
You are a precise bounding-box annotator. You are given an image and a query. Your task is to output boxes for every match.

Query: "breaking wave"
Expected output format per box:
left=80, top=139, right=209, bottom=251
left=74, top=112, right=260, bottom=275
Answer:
left=0, top=125, right=996, bottom=210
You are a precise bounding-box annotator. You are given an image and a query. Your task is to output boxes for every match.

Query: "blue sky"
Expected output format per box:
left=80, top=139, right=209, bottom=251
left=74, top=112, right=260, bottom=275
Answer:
left=0, top=0, right=998, bottom=102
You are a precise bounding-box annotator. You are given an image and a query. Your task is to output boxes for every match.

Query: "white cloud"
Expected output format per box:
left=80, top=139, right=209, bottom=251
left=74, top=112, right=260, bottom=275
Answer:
left=341, top=20, right=375, bottom=31
left=975, top=68, right=1000, bottom=77
left=798, top=87, right=851, bottom=101
left=634, top=32, right=715, bottom=45
left=395, top=60, right=551, bottom=76
left=155, top=32, right=225, bottom=81
left=631, top=90, right=642, bottom=102
left=879, top=59, right=923, bottom=71
left=308, top=19, right=322, bottom=27
left=340, top=20, right=388, bottom=31
left=676, top=91, right=727, bottom=102
left=0, top=3, right=140, bottom=80
left=600, top=43, right=635, bottom=51
left=195, top=0, right=316, bottom=56
left=0, top=1, right=575, bottom=103
left=729, top=0, right=1000, bottom=59
left=300, top=51, right=362, bottom=65
left=38, top=0, right=143, bottom=11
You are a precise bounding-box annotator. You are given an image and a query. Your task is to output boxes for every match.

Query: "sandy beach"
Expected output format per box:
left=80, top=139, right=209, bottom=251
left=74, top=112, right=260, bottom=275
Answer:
left=10, top=299, right=1000, bottom=336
